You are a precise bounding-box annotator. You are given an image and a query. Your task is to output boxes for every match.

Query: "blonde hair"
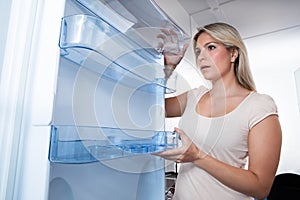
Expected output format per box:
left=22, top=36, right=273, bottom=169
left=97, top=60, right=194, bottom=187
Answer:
left=193, top=22, right=256, bottom=91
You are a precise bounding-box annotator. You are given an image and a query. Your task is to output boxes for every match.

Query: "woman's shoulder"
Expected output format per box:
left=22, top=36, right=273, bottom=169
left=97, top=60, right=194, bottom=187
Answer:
left=182, top=86, right=209, bottom=107
left=243, top=92, right=278, bottom=129
left=246, top=92, right=278, bottom=127
left=248, top=92, right=277, bottom=108
left=188, top=85, right=209, bottom=97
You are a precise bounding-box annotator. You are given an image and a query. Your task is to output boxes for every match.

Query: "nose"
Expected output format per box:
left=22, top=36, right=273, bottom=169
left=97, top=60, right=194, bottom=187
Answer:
left=197, top=49, right=206, bottom=62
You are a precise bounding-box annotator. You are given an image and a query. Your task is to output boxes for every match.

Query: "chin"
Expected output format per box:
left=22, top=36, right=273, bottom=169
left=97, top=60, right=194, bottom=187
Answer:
left=201, top=74, right=218, bottom=81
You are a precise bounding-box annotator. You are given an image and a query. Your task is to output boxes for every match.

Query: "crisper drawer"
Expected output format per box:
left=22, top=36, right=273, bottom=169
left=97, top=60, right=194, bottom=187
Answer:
left=49, top=125, right=179, bottom=163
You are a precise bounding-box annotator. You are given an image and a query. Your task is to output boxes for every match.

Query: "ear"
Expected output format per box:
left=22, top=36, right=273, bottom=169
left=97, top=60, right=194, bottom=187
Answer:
left=230, top=48, right=239, bottom=62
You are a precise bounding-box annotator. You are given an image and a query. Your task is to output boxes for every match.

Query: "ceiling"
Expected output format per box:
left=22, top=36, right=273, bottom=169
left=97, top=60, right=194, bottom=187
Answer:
left=154, top=0, right=300, bottom=90
left=176, top=0, right=300, bottom=39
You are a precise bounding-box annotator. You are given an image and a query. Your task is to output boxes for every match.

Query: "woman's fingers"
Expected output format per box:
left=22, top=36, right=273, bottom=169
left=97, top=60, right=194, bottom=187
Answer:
left=153, top=148, right=183, bottom=161
left=154, top=146, right=183, bottom=156
left=181, top=43, right=189, bottom=55
left=157, top=29, right=182, bottom=54
left=157, top=30, right=173, bottom=43
left=153, top=128, right=200, bottom=162
left=174, top=127, right=190, bottom=144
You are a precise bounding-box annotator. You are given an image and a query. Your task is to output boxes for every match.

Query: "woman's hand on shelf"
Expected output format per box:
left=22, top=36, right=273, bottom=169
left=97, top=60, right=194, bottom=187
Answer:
left=157, top=29, right=188, bottom=78
left=153, top=128, right=203, bottom=163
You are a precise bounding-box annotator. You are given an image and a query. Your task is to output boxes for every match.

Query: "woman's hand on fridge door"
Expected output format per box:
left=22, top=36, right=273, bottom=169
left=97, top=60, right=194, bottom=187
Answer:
left=157, top=29, right=188, bottom=78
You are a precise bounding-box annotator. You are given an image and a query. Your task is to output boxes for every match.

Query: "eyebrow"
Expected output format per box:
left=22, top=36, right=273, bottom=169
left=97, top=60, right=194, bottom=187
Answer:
left=196, top=41, right=218, bottom=48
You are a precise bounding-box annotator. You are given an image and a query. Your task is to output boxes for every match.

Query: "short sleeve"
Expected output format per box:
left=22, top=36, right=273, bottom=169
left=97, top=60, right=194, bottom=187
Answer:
left=248, top=94, right=278, bottom=129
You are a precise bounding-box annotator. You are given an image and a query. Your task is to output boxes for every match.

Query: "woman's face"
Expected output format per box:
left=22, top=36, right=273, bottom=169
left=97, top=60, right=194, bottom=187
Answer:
left=195, top=32, right=235, bottom=82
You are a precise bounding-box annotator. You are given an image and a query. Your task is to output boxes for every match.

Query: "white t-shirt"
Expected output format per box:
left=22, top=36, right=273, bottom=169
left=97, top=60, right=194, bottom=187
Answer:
left=173, top=87, right=278, bottom=200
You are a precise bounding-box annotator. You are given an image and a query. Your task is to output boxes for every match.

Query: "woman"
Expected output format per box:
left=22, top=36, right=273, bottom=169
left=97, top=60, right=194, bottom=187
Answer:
left=156, top=23, right=282, bottom=199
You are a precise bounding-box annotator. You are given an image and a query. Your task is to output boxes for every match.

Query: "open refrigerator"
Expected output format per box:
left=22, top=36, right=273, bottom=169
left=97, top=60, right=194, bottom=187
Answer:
left=0, top=0, right=186, bottom=199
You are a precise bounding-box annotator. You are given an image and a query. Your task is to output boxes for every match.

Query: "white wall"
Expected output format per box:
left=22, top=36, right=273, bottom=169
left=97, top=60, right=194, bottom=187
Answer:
left=245, top=27, right=300, bottom=174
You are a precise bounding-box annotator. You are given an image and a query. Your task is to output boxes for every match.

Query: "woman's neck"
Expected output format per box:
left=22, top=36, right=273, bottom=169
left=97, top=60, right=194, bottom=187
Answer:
left=209, top=78, right=247, bottom=98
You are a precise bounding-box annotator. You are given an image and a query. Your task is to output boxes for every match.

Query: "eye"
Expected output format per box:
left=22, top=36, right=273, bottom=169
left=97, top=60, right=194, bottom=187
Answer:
left=207, top=44, right=216, bottom=51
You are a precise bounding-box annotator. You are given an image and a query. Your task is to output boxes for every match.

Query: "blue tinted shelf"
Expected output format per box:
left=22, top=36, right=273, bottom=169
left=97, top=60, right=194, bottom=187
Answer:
left=49, top=125, right=179, bottom=163
left=59, top=14, right=179, bottom=93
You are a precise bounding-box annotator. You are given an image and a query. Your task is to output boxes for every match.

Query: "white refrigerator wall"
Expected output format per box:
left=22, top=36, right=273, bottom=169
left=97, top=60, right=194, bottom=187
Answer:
left=0, top=0, right=66, bottom=199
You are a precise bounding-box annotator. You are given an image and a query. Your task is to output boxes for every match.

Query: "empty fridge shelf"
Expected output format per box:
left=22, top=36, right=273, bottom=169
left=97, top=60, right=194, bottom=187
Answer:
left=49, top=125, right=179, bottom=163
left=75, top=0, right=187, bottom=50
left=59, top=14, right=178, bottom=93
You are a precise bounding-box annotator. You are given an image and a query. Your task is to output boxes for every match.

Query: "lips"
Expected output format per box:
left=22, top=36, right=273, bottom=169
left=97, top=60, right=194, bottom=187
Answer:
left=200, top=65, right=210, bottom=70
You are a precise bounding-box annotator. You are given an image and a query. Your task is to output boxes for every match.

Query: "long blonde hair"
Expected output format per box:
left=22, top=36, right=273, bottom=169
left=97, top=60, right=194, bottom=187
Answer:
left=193, top=22, right=256, bottom=91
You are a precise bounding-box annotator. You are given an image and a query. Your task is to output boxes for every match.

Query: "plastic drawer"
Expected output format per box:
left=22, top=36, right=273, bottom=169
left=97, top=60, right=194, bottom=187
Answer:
left=49, top=125, right=179, bottom=163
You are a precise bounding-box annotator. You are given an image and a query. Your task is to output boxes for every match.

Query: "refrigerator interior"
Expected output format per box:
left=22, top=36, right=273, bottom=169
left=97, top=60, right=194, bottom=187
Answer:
left=48, top=0, right=184, bottom=199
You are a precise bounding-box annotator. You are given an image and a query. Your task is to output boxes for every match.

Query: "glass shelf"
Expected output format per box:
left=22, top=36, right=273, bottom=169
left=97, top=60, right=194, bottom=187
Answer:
left=75, top=0, right=187, bottom=51
left=59, top=14, right=179, bottom=93
left=49, top=125, right=179, bottom=163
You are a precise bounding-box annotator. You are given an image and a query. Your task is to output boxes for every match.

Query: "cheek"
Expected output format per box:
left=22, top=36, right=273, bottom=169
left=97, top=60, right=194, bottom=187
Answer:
left=211, top=51, right=231, bottom=68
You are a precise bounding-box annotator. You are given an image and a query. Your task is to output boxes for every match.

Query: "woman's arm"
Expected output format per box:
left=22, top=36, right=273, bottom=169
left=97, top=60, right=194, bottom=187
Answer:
left=165, top=92, right=188, bottom=118
left=158, top=29, right=189, bottom=117
left=194, top=115, right=281, bottom=199
left=157, top=115, right=282, bottom=199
